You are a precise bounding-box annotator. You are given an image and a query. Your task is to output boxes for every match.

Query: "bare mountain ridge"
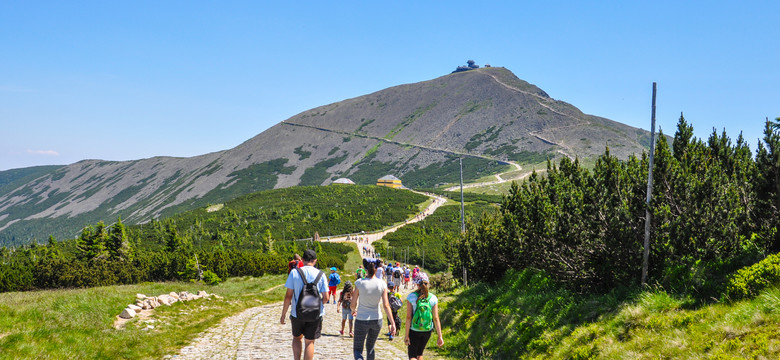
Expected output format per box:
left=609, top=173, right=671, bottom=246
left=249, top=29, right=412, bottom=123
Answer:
left=0, top=67, right=650, bottom=245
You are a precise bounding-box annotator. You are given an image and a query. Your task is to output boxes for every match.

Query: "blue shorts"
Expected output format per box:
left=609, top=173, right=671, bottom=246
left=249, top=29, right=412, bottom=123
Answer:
left=341, top=310, right=354, bottom=320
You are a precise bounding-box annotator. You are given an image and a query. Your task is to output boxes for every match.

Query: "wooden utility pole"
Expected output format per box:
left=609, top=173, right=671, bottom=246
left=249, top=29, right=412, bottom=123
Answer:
left=460, top=157, right=465, bottom=233
left=641, top=82, right=657, bottom=286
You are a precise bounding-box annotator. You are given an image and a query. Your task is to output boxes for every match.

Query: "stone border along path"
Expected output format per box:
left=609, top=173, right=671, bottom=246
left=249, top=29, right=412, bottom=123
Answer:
left=169, top=193, right=448, bottom=360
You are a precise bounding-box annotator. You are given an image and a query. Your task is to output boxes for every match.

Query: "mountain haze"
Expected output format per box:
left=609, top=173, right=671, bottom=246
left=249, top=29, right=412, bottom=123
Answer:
left=0, top=67, right=651, bottom=245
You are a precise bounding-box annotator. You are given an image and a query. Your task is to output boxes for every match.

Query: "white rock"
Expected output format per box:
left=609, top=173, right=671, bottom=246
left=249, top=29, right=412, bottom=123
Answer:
left=197, top=290, right=208, bottom=297
left=128, top=304, right=142, bottom=312
left=119, top=308, right=136, bottom=319
left=136, top=293, right=147, bottom=300
left=169, top=292, right=180, bottom=300
left=158, top=295, right=171, bottom=306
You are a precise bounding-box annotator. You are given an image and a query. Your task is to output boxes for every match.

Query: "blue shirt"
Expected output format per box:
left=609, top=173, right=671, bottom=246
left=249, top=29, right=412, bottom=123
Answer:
left=328, top=272, right=340, bottom=287
left=285, top=266, right=328, bottom=318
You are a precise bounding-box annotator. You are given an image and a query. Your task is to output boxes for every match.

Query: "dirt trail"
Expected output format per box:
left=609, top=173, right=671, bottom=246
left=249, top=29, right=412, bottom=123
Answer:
left=443, top=161, right=531, bottom=192
left=169, top=193, right=447, bottom=359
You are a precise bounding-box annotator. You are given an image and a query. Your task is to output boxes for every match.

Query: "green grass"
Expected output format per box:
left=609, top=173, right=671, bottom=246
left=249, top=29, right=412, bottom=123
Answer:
left=439, top=269, right=780, bottom=359
left=0, top=275, right=288, bottom=359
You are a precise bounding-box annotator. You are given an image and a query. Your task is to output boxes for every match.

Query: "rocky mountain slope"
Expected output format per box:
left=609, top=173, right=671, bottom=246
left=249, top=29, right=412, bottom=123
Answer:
left=0, top=67, right=651, bottom=245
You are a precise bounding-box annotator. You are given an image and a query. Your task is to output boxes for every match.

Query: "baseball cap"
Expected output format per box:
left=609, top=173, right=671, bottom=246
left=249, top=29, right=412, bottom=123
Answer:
left=303, top=249, right=317, bottom=261
left=330, top=267, right=337, bottom=271
left=388, top=281, right=395, bottom=288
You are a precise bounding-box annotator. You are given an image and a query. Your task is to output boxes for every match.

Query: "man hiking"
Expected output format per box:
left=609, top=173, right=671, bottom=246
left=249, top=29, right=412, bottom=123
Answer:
left=280, top=249, right=330, bottom=360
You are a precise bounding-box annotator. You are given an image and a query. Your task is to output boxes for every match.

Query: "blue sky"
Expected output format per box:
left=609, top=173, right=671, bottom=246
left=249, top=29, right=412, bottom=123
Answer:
left=1, top=1, right=778, bottom=171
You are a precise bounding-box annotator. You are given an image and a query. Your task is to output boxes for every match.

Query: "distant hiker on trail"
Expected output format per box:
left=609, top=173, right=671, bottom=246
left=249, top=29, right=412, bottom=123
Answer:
left=356, top=265, right=367, bottom=280
left=351, top=258, right=396, bottom=360
left=288, top=254, right=303, bottom=274
left=386, top=281, right=403, bottom=341
left=412, top=265, right=420, bottom=282
left=404, top=272, right=443, bottom=360
left=392, top=262, right=402, bottom=286
left=375, top=259, right=385, bottom=281
left=280, top=249, right=330, bottom=360
left=403, top=266, right=411, bottom=289
left=385, top=263, right=394, bottom=285
left=337, top=281, right=354, bottom=337
left=328, top=267, right=341, bottom=304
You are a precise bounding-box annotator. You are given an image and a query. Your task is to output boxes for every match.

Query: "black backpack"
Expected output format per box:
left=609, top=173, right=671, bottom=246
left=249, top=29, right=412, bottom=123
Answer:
left=295, top=267, right=324, bottom=321
left=393, top=269, right=402, bottom=278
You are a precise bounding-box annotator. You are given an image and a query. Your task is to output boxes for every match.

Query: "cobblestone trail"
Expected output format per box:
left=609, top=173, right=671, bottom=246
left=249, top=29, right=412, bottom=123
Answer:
left=172, top=301, right=410, bottom=360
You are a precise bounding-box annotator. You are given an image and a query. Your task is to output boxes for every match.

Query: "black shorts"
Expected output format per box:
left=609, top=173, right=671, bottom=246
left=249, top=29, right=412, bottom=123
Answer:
left=290, top=315, right=323, bottom=340
left=407, top=329, right=432, bottom=358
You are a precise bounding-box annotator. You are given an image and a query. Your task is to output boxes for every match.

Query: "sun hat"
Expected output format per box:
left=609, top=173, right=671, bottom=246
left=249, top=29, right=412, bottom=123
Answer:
left=415, top=272, right=429, bottom=284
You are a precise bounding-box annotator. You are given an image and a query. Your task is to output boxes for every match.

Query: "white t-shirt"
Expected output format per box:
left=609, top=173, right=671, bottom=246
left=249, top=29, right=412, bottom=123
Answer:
left=354, top=276, right=387, bottom=321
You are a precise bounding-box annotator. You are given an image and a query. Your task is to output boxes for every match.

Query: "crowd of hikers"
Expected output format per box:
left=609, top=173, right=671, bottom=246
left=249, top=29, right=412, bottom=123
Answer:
left=282, top=250, right=443, bottom=360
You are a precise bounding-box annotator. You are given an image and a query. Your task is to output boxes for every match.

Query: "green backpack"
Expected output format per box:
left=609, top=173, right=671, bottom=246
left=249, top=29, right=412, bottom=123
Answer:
left=412, top=294, right=433, bottom=331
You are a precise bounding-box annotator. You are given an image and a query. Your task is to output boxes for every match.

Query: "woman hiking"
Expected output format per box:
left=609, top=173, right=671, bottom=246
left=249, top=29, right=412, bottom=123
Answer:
left=351, top=258, right=396, bottom=360
left=404, top=272, right=443, bottom=360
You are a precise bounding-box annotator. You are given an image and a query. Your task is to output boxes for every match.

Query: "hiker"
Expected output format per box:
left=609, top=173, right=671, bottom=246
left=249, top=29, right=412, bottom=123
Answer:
left=385, top=263, right=394, bottom=285
left=328, top=267, right=341, bottom=304
left=337, top=281, right=355, bottom=337
left=404, top=273, right=443, bottom=360
left=386, top=281, right=403, bottom=341
left=288, top=254, right=303, bottom=274
left=412, top=265, right=420, bottom=282
left=392, top=262, right=402, bottom=287
left=403, top=266, right=411, bottom=289
left=280, top=249, right=330, bottom=360
left=356, top=265, right=367, bottom=280
left=351, top=258, right=396, bottom=360
left=375, top=259, right=384, bottom=281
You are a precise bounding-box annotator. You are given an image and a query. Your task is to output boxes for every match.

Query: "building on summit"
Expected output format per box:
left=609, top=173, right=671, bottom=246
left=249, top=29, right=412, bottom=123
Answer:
left=376, top=175, right=402, bottom=189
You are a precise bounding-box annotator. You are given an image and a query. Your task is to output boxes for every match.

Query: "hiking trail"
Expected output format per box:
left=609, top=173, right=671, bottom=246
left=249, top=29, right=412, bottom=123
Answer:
left=168, top=193, right=447, bottom=359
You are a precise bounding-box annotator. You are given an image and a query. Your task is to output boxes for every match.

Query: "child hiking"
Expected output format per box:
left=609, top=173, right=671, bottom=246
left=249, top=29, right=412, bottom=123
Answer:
left=337, top=281, right=354, bottom=337
left=386, top=281, right=403, bottom=341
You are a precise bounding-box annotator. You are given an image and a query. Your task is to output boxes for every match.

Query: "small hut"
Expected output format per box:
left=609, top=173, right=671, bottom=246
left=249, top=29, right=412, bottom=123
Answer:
left=332, top=178, right=356, bottom=185
left=376, top=175, right=402, bottom=189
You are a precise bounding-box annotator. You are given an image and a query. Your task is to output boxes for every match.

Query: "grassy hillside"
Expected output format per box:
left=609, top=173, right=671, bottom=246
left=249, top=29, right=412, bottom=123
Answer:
left=0, top=275, right=288, bottom=359
left=440, top=269, right=780, bottom=359
left=135, top=184, right=430, bottom=250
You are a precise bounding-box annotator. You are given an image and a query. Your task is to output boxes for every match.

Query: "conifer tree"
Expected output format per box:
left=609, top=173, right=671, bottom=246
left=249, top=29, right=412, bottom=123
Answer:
left=108, top=217, right=134, bottom=261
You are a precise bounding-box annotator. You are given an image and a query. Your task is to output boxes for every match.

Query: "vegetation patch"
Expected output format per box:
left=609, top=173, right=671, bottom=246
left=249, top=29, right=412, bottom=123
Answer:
left=384, top=103, right=436, bottom=140
left=401, top=157, right=510, bottom=189
left=293, top=146, right=312, bottom=160
left=355, top=118, right=376, bottom=134
left=299, top=154, right=349, bottom=186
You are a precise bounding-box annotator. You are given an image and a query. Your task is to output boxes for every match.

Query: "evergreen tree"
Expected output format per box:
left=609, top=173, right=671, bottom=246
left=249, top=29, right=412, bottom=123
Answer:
left=108, top=217, right=134, bottom=261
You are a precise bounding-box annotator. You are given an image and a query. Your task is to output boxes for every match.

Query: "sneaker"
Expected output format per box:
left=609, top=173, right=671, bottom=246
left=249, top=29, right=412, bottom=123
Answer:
left=389, top=334, right=394, bottom=341
left=339, top=330, right=344, bottom=335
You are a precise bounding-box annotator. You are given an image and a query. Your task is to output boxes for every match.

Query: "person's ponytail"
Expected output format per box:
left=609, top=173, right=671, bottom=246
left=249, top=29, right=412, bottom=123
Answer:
left=363, top=258, right=376, bottom=278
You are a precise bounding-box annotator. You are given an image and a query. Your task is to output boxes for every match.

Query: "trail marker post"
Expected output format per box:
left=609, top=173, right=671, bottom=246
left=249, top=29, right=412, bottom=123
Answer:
left=641, top=82, right=657, bottom=286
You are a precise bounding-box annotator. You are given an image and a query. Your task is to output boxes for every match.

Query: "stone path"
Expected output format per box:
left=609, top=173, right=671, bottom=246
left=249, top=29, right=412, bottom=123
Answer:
left=171, top=301, right=410, bottom=360
left=169, top=193, right=448, bottom=360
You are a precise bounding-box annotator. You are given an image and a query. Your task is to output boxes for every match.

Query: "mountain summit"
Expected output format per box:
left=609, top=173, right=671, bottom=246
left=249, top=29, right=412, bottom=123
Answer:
left=0, top=67, right=651, bottom=244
